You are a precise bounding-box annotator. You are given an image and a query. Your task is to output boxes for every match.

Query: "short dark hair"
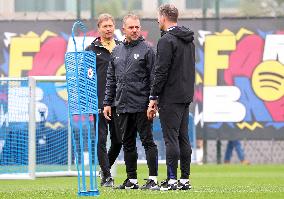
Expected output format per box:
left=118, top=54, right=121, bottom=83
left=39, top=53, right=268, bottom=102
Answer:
left=158, top=4, right=179, bottom=22
left=97, top=13, right=115, bottom=27
left=122, top=13, right=140, bottom=26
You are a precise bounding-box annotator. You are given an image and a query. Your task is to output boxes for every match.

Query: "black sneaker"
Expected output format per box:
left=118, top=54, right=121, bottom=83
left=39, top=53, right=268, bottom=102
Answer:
left=160, top=179, right=177, bottom=191
left=101, top=177, right=114, bottom=187
left=177, top=180, right=192, bottom=190
left=116, top=179, right=139, bottom=189
left=140, top=179, right=160, bottom=190
left=100, top=172, right=104, bottom=186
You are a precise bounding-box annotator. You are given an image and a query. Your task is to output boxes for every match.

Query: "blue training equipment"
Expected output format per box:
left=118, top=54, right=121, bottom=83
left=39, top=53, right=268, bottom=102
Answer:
left=65, top=20, right=99, bottom=196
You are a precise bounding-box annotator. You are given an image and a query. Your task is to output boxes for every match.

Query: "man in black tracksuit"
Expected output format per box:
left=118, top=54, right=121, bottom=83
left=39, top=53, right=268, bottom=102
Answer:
left=103, top=14, right=159, bottom=190
left=148, top=4, right=195, bottom=191
left=85, top=14, right=121, bottom=187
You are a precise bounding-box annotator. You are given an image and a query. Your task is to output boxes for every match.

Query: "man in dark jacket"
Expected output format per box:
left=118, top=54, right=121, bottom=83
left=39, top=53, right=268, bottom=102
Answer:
left=103, top=14, right=159, bottom=190
left=85, top=13, right=121, bottom=187
left=148, top=4, right=195, bottom=191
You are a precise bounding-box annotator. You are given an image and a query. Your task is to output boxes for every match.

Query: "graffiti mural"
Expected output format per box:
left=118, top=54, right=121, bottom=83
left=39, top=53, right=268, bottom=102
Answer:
left=194, top=27, right=284, bottom=138
left=0, top=22, right=151, bottom=130
left=0, top=19, right=284, bottom=139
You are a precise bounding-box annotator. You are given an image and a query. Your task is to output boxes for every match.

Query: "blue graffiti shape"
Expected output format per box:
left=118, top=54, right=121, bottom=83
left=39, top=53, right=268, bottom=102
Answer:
left=37, top=82, right=68, bottom=123
left=226, top=122, right=235, bottom=128
left=265, top=122, right=284, bottom=130
left=0, top=49, right=9, bottom=75
left=196, top=47, right=204, bottom=75
left=257, top=30, right=274, bottom=39
left=208, top=122, right=223, bottom=129
left=60, top=32, right=70, bottom=41
left=235, top=77, right=272, bottom=122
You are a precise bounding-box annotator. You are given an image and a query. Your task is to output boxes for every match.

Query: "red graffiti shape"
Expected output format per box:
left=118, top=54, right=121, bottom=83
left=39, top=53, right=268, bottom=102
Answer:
left=276, top=30, right=284, bottom=34
left=194, top=88, right=203, bottom=102
left=265, top=96, right=284, bottom=121
left=29, top=36, right=67, bottom=76
left=79, top=30, right=100, bottom=37
left=224, top=35, right=264, bottom=85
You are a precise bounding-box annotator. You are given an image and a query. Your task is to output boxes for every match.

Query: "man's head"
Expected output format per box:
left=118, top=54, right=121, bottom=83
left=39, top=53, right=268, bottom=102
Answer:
left=158, top=4, right=179, bottom=31
left=122, top=13, right=141, bottom=42
left=97, top=13, right=115, bottom=41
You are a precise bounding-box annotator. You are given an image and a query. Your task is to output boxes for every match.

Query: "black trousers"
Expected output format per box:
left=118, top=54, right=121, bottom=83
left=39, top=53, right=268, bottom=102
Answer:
left=159, top=103, right=192, bottom=179
left=96, top=108, right=122, bottom=178
left=117, top=112, right=158, bottom=179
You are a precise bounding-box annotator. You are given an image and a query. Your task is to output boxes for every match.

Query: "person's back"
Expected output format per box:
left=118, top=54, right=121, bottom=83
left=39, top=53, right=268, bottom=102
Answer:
left=149, top=3, right=195, bottom=191
left=156, top=26, right=195, bottom=104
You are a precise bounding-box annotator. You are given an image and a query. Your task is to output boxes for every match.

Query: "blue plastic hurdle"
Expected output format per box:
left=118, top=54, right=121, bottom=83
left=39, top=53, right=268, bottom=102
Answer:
left=65, top=20, right=99, bottom=196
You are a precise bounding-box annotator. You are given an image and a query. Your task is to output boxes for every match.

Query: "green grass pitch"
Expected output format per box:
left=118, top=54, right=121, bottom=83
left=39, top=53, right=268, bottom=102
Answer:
left=0, top=164, right=284, bottom=199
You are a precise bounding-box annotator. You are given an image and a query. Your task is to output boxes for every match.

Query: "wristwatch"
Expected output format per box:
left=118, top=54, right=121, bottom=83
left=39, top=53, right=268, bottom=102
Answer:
left=149, top=95, right=158, bottom=100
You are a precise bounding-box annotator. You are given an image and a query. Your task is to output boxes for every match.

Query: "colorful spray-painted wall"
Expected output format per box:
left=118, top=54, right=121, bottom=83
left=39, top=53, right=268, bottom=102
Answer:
left=0, top=18, right=284, bottom=139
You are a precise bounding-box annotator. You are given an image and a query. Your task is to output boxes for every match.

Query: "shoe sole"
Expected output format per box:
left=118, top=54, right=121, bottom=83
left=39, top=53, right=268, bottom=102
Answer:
left=125, top=185, right=139, bottom=190
left=102, top=184, right=114, bottom=188
left=140, top=186, right=160, bottom=191
left=160, top=187, right=177, bottom=191
left=177, top=186, right=192, bottom=190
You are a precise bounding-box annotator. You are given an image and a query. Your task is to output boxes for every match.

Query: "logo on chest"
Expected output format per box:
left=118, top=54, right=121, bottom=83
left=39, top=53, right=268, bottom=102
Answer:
left=133, top=54, right=140, bottom=60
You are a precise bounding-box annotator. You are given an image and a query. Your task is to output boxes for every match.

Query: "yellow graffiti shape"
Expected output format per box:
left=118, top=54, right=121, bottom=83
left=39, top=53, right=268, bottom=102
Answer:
left=252, top=61, right=284, bottom=101
left=195, top=72, right=203, bottom=85
left=236, top=28, right=254, bottom=41
left=55, top=64, right=68, bottom=101
left=204, top=35, right=236, bottom=86
left=20, top=31, right=39, bottom=37
left=9, top=37, right=40, bottom=77
left=45, top=122, right=64, bottom=130
left=40, top=30, right=57, bottom=42
left=237, top=122, right=263, bottom=131
left=215, top=29, right=234, bottom=36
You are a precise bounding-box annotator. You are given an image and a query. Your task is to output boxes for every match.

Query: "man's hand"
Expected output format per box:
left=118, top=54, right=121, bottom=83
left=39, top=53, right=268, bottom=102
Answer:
left=147, top=100, right=158, bottom=120
left=147, top=107, right=156, bottom=120
left=103, top=106, right=112, bottom=120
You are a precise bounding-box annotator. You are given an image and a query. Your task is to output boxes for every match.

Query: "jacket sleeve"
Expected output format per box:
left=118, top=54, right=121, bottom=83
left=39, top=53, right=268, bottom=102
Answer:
left=146, top=46, right=156, bottom=87
left=150, top=36, right=173, bottom=97
left=103, top=56, right=116, bottom=106
left=85, top=43, right=94, bottom=51
left=85, top=45, right=91, bottom=51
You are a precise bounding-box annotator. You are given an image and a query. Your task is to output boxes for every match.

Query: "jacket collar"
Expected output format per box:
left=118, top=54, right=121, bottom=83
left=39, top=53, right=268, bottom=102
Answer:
left=92, top=37, right=120, bottom=48
left=123, top=36, right=144, bottom=47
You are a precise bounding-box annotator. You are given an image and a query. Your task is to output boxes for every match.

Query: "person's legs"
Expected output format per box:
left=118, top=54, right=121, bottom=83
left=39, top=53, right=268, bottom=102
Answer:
left=117, top=113, right=138, bottom=179
left=234, top=140, right=245, bottom=161
left=108, top=108, right=122, bottom=168
left=96, top=113, right=111, bottom=178
left=224, top=141, right=234, bottom=163
left=136, top=112, right=158, bottom=177
left=178, top=104, right=192, bottom=180
left=159, top=103, right=183, bottom=180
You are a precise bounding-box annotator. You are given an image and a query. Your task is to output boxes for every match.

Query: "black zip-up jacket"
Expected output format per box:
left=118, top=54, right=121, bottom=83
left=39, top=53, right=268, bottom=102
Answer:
left=103, top=37, right=155, bottom=113
left=85, top=37, right=120, bottom=109
left=150, top=26, right=195, bottom=104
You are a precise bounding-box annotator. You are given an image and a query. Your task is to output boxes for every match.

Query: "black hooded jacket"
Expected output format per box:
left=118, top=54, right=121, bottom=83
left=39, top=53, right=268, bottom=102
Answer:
left=103, top=37, right=155, bottom=113
left=85, top=37, right=120, bottom=109
left=150, top=26, right=195, bottom=104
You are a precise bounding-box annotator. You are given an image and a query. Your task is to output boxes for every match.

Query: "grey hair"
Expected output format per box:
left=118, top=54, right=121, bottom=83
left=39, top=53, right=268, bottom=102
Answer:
left=122, top=13, right=140, bottom=26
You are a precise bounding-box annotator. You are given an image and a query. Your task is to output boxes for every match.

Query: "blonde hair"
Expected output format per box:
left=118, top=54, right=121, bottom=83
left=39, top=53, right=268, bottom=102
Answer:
left=97, top=13, right=115, bottom=27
